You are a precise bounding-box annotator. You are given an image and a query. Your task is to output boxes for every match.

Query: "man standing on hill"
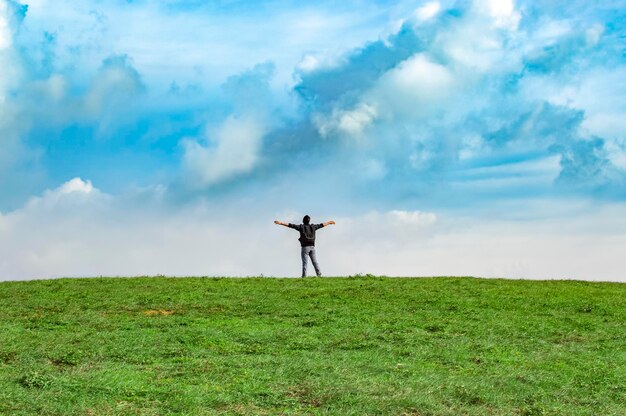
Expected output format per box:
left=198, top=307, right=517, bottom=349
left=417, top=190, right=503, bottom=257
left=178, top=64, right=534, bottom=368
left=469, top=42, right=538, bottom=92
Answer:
left=274, top=215, right=336, bottom=277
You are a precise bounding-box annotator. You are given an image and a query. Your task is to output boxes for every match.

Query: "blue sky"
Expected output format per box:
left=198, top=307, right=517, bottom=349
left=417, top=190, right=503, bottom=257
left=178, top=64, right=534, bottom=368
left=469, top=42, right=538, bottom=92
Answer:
left=1, top=0, right=625, bottom=280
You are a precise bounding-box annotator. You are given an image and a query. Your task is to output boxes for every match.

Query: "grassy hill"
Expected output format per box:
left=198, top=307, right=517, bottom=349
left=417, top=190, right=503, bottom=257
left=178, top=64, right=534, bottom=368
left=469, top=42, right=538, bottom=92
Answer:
left=0, top=276, right=624, bottom=415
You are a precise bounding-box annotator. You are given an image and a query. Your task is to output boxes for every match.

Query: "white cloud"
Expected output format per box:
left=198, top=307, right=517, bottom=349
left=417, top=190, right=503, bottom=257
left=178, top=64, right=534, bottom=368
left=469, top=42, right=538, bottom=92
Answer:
left=387, top=210, right=437, bottom=227
left=314, top=52, right=459, bottom=141
left=372, top=53, right=456, bottom=120
left=474, top=0, right=521, bottom=30
left=54, top=177, right=93, bottom=194
left=22, top=178, right=104, bottom=212
left=297, top=54, right=323, bottom=73
left=182, top=115, right=266, bottom=186
left=437, top=10, right=522, bottom=74
left=296, top=52, right=345, bottom=74
left=384, top=53, right=453, bottom=98
left=314, top=102, right=378, bottom=138
left=414, top=1, right=440, bottom=22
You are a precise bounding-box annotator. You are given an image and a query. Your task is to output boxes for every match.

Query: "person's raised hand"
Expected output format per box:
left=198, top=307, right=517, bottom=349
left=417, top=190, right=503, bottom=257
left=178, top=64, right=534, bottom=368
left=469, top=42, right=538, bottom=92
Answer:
left=329, top=221, right=336, bottom=225
left=274, top=220, right=280, bottom=224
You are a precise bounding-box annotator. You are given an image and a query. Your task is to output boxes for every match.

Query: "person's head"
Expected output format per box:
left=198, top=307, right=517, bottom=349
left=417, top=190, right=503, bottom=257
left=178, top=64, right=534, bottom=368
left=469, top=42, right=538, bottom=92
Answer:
left=303, top=215, right=311, bottom=224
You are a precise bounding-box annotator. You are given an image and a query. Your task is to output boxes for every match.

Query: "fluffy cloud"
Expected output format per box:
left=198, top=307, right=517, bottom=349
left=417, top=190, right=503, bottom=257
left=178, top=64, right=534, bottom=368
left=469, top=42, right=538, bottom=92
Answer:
left=414, top=1, right=441, bottom=22
left=180, top=62, right=274, bottom=187
left=313, top=103, right=378, bottom=138
left=182, top=115, right=267, bottom=186
left=309, top=53, right=456, bottom=139
left=373, top=53, right=456, bottom=119
left=474, top=0, right=520, bottom=30
left=23, top=177, right=100, bottom=211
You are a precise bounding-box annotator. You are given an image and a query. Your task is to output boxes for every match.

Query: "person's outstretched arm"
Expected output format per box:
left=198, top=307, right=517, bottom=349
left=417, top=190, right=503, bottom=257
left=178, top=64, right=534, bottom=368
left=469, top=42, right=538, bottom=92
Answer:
left=322, top=221, right=335, bottom=226
left=274, top=220, right=290, bottom=227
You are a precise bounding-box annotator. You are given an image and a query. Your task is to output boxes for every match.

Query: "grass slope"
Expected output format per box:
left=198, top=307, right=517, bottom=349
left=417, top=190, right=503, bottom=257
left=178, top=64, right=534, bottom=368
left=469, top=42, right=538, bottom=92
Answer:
left=0, top=276, right=624, bottom=415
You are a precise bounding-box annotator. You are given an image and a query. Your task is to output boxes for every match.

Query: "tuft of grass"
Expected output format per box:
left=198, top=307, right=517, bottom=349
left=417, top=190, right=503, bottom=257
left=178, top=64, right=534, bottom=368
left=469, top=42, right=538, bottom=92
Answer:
left=17, top=370, right=56, bottom=389
left=0, top=276, right=624, bottom=415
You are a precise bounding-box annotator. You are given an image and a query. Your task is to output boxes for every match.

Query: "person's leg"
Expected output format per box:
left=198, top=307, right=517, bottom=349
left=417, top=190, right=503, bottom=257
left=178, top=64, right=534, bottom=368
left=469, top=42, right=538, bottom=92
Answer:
left=301, top=247, right=308, bottom=277
left=309, top=247, right=322, bottom=277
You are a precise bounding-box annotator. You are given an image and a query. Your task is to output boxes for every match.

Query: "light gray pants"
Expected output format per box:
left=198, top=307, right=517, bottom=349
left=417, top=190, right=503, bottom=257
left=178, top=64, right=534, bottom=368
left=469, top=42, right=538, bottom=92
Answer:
left=301, top=246, right=321, bottom=277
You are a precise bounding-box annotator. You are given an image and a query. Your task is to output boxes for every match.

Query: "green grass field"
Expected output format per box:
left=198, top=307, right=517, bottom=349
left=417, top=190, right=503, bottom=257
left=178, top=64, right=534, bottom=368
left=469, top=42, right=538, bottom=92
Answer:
left=0, top=276, right=624, bottom=415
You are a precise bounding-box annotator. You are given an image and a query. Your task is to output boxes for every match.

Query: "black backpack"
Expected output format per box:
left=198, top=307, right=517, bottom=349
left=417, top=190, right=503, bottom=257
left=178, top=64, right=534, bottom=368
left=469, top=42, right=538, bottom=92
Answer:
left=299, top=224, right=316, bottom=244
